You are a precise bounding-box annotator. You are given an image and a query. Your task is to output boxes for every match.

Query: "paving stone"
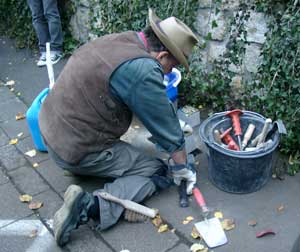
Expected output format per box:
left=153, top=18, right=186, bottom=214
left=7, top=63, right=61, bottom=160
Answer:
left=34, top=189, right=63, bottom=221
left=0, top=97, right=28, bottom=122
left=9, top=165, right=50, bottom=195
left=0, top=183, right=32, bottom=228
left=0, top=217, right=62, bottom=252
left=0, top=117, right=30, bottom=139
left=169, top=243, right=191, bottom=252
left=16, top=136, right=49, bottom=164
left=36, top=159, right=81, bottom=195
left=101, top=220, right=179, bottom=252
left=0, top=86, right=15, bottom=104
left=0, top=167, right=9, bottom=185
left=66, top=225, right=113, bottom=252
left=0, top=144, right=27, bottom=171
left=0, top=127, right=9, bottom=147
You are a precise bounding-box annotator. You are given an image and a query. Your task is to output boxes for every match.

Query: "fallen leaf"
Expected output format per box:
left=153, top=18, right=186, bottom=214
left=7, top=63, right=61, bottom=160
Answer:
left=15, top=112, right=25, bottom=120
left=25, top=149, right=37, bottom=158
left=277, top=205, right=284, bottom=213
left=183, top=216, right=194, bottom=225
left=10, top=88, right=14, bottom=92
left=158, top=224, right=168, bottom=233
left=19, top=194, right=32, bottom=202
left=191, top=226, right=201, bottom=239
left=17, top=92, right=21, bottom=96
left=33, top=163, right=39, bottom=168
left=190, top=243, right=205, bottom=252
left=17, top=132, right=24, bottom=138
left=9, top=138, right=18, bottom=145
left=248, top=219, right=257, bottom=227
left=152, top=215, right=163, bottom=227
left=28, top=201, right=43, bottom=210
left=221, top=218, right=235, bottom=231
left=29, top=229, right=38, bottom=238
left=133, top=125, right=140, bottom=129
left=256, top=229, right=276, bottom=238
left=214, top=211, right=223, bottom=219
left=5, top=80, right=15, bottom=86
left=170, top=228, right=176, bottom=233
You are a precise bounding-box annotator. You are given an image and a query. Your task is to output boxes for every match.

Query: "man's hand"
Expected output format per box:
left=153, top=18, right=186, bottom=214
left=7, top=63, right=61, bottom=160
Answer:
left=169, top=161, right=196, bottom=195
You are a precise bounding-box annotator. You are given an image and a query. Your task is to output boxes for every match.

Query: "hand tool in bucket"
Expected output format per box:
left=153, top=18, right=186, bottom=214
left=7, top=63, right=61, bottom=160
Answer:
left=98, top=191, right=158, bottom=222
left=226, top=109, right=243, bottom=150
left=193, top=187, right=227, bottom=248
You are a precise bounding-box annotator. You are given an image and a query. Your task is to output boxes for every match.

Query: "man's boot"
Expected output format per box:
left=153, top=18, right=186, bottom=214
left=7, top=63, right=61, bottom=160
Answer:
left=54, top=184, right=95, bottom=246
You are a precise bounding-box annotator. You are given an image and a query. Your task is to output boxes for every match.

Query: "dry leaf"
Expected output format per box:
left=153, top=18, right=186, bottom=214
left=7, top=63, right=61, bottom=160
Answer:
left=19, top=194, right=32, bottom=202
left=25, top=149, right=37, bottom=158
left=277, top=205, right=284, bottom=212
left=15, top=112, right=25, bottom=120
left=183, top=216, right=194, bottom=225
left=214, top=211, right=223, bottom=219
left=170, top=228, right=176, bottom=233
left=17, top=92, right=21, bottom=96
left=190, top=243, right=205, bottom=252
left=10, top=88, right=15, bottom=92
left=191, top=226, right=201, bottom=239
left=133, top=125, right=140, bottom=129
left=248, top=219, right=257, bottom=227
left=28, top=201, right=43, bottom=210
left=29, top=229, right=38, bottom=238
left=221, top=218, right=235, bottom=231
left=9, top=138, right=18, bottom=145
left=33, top=163, right=39, bottom=168
left=158, top=224, right=168, bottom=233
left=17, top=132, right=24, bottom=138
left=5, top=80, right=15, bottom=86
left=152, top=215, right=163, bottom=227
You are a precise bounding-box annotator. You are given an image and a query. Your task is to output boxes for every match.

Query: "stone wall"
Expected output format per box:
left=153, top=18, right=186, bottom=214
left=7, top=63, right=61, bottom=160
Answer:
left=70, top=0, right=269, bottom=78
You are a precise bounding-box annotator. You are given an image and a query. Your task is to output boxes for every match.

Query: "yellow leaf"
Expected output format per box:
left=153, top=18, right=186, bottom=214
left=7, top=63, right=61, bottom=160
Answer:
left=133, top=125, right=140, bottom=129
left=191, top=226, right=201, bottom=239
left=16, top=112, right=26, bottom=120
left=152, top=215, right=163, bottom=227
left=9, top=138, right=18, bottom=145
left=221, top=218, right=235, bottom=231
left=25, top=149, right=36, bottom=158
left=19, top=194, right=32, bottom=202
left=158, top=224, right=168, bottom=233
left=190, top=243, right=205, bottom=252
left=28, top=201, right=43, bottom=210
left=33, top=163, right=39, bottom=168
left=182, top=216, right=194, bottom=225
left=214, top=211, right=223, bottom=219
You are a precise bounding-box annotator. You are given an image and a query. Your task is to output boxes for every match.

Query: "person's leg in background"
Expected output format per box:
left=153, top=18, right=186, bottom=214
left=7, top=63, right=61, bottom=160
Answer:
left=27, top=0, right=50, bottom=66
left=42, top=0, right=63, bottom=64
left=48, top=141, right=173, bottom=246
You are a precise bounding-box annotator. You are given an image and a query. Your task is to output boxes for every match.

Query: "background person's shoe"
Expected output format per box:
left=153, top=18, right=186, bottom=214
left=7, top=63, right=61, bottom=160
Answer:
left=37, top=52, right=46, bottom=67
left=54, top=185, right=94, bottom=246
left=50, top=51, right=63, bottom=65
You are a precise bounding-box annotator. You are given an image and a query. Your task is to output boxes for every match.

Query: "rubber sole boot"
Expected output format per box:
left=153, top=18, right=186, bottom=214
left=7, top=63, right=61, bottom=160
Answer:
left=54, top=185, right=89, bottom=246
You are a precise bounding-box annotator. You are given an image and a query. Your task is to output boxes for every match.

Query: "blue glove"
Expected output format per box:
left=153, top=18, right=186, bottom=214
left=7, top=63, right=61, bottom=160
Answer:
left=169, top=160, right=197, bottom=195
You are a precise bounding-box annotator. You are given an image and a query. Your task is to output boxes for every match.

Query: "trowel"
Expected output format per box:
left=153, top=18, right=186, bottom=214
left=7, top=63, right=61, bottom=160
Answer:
left=193, top=187, right=227, bottom=248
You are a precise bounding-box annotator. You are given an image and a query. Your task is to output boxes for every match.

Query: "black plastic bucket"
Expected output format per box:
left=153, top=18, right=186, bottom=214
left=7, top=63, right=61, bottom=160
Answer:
left=199, top=111, right=280, bottom=194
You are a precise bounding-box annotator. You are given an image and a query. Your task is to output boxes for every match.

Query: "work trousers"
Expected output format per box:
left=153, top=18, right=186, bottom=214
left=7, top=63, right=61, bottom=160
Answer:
left=47, top=140, right=172, bottom=230
left=27, top=0, right=63, bottom=52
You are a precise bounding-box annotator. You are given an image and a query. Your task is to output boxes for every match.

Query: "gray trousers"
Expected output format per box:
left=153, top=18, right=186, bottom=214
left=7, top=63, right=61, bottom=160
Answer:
left=27, top=0, right=63, bottom=52
left=47, top=141, right=172, bottom=230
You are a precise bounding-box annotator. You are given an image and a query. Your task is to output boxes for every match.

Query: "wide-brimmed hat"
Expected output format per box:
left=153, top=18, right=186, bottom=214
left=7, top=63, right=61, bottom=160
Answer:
left=148, top=8, right=198, bottom=71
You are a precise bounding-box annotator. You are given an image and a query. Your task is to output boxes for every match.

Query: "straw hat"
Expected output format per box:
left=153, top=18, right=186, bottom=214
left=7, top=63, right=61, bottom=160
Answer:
left=148, top=8, right=198, bottom=71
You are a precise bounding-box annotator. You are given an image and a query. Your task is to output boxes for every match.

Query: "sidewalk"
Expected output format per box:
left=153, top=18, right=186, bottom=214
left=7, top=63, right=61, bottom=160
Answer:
left=0, top=36, right=300, bottom=252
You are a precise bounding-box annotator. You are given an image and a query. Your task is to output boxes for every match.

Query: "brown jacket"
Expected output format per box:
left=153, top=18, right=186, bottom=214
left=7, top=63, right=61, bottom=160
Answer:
left=39, top=31, right=152, bottom=164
